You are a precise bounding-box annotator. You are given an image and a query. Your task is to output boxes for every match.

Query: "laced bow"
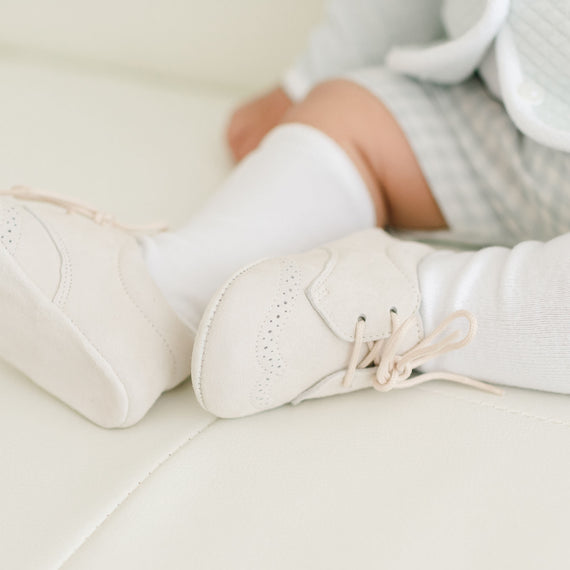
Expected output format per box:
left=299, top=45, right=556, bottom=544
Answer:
left=343, top=309, right=504, bottom=396
left=1, top=185, right=168, bottom=233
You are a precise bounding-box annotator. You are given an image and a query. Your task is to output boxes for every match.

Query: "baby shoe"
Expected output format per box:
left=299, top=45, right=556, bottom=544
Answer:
left=0, top=186, right=194, bottom=428
left=191, top=228, right=502, bottom=418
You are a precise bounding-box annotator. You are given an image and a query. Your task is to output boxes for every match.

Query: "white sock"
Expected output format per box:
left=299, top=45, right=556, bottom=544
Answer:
left=140, top=123, right=376, bottom=331
left=417, top=234, right=570, bottom=393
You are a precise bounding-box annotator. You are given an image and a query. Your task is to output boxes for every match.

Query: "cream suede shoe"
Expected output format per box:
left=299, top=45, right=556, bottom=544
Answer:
left=192, top=229, right=502, bottom=418
left=0, top=186, right=194, bottom=428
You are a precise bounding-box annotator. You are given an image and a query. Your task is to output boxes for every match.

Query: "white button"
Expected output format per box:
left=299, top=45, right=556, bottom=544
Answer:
left=517, top=80, right=544, bottom=105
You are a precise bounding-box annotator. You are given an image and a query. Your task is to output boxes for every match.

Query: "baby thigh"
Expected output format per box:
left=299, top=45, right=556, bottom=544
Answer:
left=340, top=67, right=570, bottom=247
left=279, top=78, right=447, bottom=230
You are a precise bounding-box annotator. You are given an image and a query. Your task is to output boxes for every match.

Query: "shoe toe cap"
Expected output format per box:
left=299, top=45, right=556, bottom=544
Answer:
left=191, top=256, right=303, bottom=418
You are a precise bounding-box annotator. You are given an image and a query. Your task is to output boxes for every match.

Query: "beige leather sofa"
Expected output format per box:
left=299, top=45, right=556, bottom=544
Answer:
left=2, top=1, right=570, bottom=568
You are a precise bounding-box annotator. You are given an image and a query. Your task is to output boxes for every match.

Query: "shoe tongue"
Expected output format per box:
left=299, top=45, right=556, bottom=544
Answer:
left=306, top=230, right=426, bottom=343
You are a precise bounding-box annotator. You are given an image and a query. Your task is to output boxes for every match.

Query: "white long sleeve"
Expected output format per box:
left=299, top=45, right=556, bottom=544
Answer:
left=282, top=0, right=444, bottom=101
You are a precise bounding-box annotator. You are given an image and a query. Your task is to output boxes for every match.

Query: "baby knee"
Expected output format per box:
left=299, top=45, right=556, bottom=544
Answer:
left=277, top=79, right=389, bottom=225
left=279, top=79, right=368, bottom=146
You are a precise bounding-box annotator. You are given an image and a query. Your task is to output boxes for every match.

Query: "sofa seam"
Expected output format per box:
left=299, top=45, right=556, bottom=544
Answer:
left=57, top=416, right=218, bottom=569
left=418, top=386, right=570, bottom=428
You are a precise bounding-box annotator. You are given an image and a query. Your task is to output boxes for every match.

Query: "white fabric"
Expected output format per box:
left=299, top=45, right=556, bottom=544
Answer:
left=419, top=234, right=570, bottom=393
left=141, top=123, right=375, bottom=331
left=283, top=0, right=570, bottom=152
left=282, top=0, right=443, bottom=101
left=386, top=0, right=509, bottom=84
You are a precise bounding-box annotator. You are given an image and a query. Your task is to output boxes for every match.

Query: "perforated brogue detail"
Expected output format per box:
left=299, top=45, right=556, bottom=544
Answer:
left=0, top=205, right=21, bottom=255
left=252, top=258, right=301, bottom=409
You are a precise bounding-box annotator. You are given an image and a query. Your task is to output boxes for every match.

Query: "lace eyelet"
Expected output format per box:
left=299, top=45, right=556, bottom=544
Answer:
left=358, top=314, right=367, bottom=322
left=390, top=306, right=398, bottom=314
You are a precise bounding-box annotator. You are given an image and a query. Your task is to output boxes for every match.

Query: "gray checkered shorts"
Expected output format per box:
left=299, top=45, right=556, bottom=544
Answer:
left=344, top=67, right=570, bottom=247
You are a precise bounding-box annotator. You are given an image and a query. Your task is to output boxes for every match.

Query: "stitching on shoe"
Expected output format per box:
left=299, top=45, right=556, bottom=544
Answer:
left=315, top=246, right=417, bottom=343
left=25, top=206, right=73, bottom=307
left=0, top=205, right=22, bottom=255
left=252, top=258, right=301, bottom=409
left=36, top=212, right=132, bottom=424
left=57, top=416, right=218, bottom=569
left=116, top=246, right=177, bottom=378
left=194, top=258, right=268, bottom=408
left=313, top=249, right=381, bottom=342
left=45, top=223, right=73, bottom=308
left=50, top=224, right=72, bottom=308
left=12, top=206, right=23, bottom=254
left=22, top=209, right=132, bottom=422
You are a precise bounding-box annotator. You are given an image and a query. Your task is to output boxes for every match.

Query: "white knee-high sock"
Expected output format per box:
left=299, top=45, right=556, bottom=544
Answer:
left=141, top=123, right=376, bottom=331
left=418, top=233, right=570, bottom=393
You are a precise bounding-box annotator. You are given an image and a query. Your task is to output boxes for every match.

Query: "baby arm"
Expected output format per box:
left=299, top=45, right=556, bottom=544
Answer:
left=227, top=86, right=293, bottom=162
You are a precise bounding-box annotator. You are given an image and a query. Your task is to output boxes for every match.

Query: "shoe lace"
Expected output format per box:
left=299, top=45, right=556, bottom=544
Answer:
left=0, top=185, right=168, bottom=233
left=343, top=309, right=504, bottom=396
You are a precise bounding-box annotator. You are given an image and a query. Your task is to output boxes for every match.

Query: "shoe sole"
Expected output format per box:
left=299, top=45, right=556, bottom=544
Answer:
left=0, top=246, right=129, bottom=427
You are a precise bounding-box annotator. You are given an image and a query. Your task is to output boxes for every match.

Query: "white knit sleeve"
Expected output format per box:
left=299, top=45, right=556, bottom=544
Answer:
left=282, top=0, right=444, bottom=101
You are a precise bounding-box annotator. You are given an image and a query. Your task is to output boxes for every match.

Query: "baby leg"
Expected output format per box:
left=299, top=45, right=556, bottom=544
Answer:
left=280, top=78, right=447, bottom=230
left=141, top=79, right=443, bottom=331
left=190, top=226, right=570, bottom=418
